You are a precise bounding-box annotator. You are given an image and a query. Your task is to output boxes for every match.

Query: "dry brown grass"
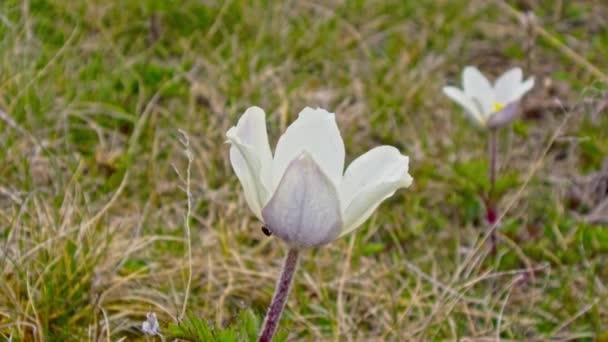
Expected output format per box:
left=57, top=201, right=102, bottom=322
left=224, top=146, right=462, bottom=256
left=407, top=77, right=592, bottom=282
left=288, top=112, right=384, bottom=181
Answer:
left=1, top=0, right=607, bottom=340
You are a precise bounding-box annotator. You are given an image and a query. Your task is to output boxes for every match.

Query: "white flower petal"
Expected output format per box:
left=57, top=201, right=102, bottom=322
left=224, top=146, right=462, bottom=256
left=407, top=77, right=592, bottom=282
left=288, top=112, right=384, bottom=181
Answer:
left=262, top=153, right=343, bottom=248
left=226, top=107, right=273, bottom=220
left=463, top=66, right=494, bottom=115
left=493, top=67, right=523, bottom=105
left=228, top=145, right=266, bottom=220
left=340, top=146, right=412, bottom=237
left=508, top=77, right=534, bottom=103
left=272, top=107, right=345, bottom=188
left=443, top=86, right=484, bottom=124
left=227, top=106, right=273, bottom=186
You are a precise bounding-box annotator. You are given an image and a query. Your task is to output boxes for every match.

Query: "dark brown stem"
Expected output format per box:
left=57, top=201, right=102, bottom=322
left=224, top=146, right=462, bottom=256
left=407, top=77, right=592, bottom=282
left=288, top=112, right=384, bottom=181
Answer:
left=258, top=249, right=300, bottom=342
left=487, top=129, right=499, bottom=254
left=487, top=204, right=498, bottom=255
left=488, top=129, right=498, bottom=199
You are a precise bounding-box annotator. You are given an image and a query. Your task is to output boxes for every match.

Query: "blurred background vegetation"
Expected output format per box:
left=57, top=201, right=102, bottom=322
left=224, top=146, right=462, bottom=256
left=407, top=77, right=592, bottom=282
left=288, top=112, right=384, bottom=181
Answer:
left=0, top=0, right=607, bottom=340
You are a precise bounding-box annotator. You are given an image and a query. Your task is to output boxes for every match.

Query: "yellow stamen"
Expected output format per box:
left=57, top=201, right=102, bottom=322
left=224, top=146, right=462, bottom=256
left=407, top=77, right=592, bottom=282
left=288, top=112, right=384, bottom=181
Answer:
left=492, top=103, right=504, bottom=112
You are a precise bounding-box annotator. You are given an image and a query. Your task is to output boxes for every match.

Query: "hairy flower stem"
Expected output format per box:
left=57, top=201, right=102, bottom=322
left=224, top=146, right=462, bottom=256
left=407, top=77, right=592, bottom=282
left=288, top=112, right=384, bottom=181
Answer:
left=487, top=129, right=499, bottom=255
left=259, top=249, right=300, bottom=342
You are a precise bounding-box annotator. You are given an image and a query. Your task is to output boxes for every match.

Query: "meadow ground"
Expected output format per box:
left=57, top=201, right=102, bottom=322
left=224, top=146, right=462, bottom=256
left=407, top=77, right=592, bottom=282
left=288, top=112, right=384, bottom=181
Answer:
left=1, top=0, right=607, bottom=340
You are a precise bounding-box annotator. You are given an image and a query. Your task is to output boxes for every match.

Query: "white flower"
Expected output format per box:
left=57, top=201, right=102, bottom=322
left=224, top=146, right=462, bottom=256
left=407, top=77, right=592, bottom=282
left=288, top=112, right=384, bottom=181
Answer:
left=142, top=312, right=160, bottom=336
left=443, top=66, right=534, bottom=129
left=227, top=106, right=413, bottom=248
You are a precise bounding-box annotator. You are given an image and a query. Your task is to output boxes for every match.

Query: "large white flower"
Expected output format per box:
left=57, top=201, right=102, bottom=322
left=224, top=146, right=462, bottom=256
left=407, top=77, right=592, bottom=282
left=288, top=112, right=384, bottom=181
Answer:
left=227, top=106, right=413, bottom=248
left=443, top=66, right=534, bottom=129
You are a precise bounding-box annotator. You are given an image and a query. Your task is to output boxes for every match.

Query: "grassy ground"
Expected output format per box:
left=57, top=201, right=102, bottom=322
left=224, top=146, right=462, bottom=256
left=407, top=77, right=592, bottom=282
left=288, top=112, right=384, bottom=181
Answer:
left=1, top=0, right=607, bottom=340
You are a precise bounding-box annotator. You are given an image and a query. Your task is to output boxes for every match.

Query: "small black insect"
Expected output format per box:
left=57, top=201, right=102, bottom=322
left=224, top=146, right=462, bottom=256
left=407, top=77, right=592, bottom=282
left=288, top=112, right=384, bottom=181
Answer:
left=261, top=225, right=272, bottom=236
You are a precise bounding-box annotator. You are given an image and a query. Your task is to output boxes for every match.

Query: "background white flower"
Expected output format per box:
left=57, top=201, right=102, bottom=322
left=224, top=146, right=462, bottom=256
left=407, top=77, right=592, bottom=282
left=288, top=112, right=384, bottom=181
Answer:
left=442, top=66, right=534, bottom=128
left=141, top=312, right=160, bottom=336
left=227, top=106, right=413, bottom=248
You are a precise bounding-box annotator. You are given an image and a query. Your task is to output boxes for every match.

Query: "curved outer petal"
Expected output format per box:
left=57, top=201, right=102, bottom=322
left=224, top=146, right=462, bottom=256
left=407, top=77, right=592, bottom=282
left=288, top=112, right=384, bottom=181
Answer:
left=487, top=101, right=519, bottom=129
left=442, top=86, right=484, bottom=125
left=262, top=153, right=343, bottom=248
left=463, top=66, right=494, bottom=116
left=271, top=107, right=345, bottom=189
left=226, top=107, right=273, bottom=220
left=494, top=67, right=523, bottom=104
left=508, top=77, right=534, bottom=103
left=339, top=146, right=412, bottom=237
